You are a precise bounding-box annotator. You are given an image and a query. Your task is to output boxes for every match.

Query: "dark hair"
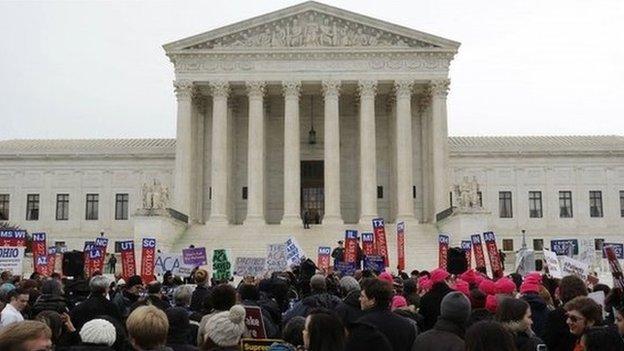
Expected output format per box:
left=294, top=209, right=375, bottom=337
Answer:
left=470, top=288, right=486, bottom=309
left=362, top=279, right=393, bottom=310
left=282, top=316, right=305, bottom=347
left=7, top=287, right=28, bottom=301
left=307, top=310, right=345, bottom=351
left=593, top=284, right=611, bottom=296
left=559, top=275, right=588, bottom=304
left=496, top=298, right=529, bottom=323
left=238, top=283, right=260, bottom=301
left=34, top=310, right=63, bottom=343
left=147, top=281, right=162, bottom=295
left=210, top=284, right=237, bottom=311
left=564, top=296, right=603, bottom=326
left=465, top=320, right=517, bottom=351
left=583, top=327, right=624, bottom=351
left=41, top=279, right=62, bottom=295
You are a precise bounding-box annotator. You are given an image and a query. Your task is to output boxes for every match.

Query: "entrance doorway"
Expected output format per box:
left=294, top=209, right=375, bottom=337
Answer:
left=301, top=161, right=324, bottom=224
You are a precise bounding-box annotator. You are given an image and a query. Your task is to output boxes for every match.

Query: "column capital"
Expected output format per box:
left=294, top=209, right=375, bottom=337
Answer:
left=173, top=80, right=195, bottom=100
left=245, top=80, right=266, bottom=99
left=357, top=80, right=377, bottom=98
left=281, top=80, right=301, bottom=98
left=322, top=80, right=341, bottom=99
left=416, top=92, right=432, bottom=114
left=430, top=79, right=450, bottom=98
left=394, top=80, right=414, bottom=99
left=209, top=81, right=230, bottom=98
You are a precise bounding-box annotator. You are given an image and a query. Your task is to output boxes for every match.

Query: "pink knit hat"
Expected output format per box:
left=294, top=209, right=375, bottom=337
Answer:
left=460, top=269, right=477, bottom=285
left=430, top=268, right=450, bottom=284
left=378, top=271, right=394, bottom=284
left=495, top=277, right=516, bottom=294
left=485, top=294, right=498, bottom=313
left=526, top=272, right=543, bottom=284
left=453, top=279, right=470, bottom=296
left=478, top=279, right=497, bottom=295
left=418, top=277, right=433, bottom=291
left=391, top=295, right=408, bottom=310
left=520, top=275, right=541, bottom=294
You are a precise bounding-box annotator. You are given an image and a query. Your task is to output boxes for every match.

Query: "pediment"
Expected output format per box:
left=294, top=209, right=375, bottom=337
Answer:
left=164, top=1, right=460, bottom=52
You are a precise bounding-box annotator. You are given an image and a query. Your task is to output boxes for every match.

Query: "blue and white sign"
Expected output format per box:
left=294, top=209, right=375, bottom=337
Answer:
left=550, top=239, right=579, bottom=256
left=285, top=236, right=305, bottom=266
left=603, top=243, right=624, bottom=259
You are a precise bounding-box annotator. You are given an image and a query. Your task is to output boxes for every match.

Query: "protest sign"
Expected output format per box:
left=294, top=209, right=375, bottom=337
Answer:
left=317, top=247, right=331, bottom=271
left=364, top=255, right=385, bottom=273
left=438, top=234, right=449, bottom=269
left=155, top=252, right=193, bottom=276
left=47, top=247, right=56, bottom=274
left=604, top=245, right=624, bottom=289
left=461, top=240, right=472, bottom=270
left=235, top=257, right=266, bottom=277
left=471, top=234, right=487, bottom=271
left=336, top=261, right=356, bottom=277
left=266, top=244, right=287, bottom=272
left=515, top=249, right=535, bottom=277
left=544, top=249, right=563, bottom=279
left=240, top=339, right=284, bottom=351
left=361, top=233, right=375, bottom=256
left=561, top=256, right=589, bottom=281
left=182, top=247, right=207, bottom=266
left=588, top=291, right=605, bottom=308
left=95, top=237, right=109, bottom=269
left=550, top=239, right=579, bottom=256
left=243, top=306, right=267, bottom=339
left=602, top=243, right=624, bottom=259
left=483, top=231, right=503, bottom=278
left=88, top=248, right=104, bottom=276
left=119, top=240, right=136, bottom=279
left=285, top=237, right=305, bottom=266
left=0, top=230, right=26, bottom=247
left=83, top=241, right=95, bottom=276
left=212, top=249, right=231, bottom=281
left=397, top=222, right=406, bottom=271
left=140, top=238, right=157, bottom=283
left=372, top=218, right=389, bottom=266
left=32, top=232, right=47, bottom=275
left=344, top=230, right=358, bottom=264
left=0, top=247, right=25, bottom=275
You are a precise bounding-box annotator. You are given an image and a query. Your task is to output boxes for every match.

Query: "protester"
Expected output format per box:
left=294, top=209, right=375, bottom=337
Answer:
left=419, top=268, right=453, bottom=331
left=335, top=276, right=364, bottom=327
left=581, top=326, right=624, bottom=351
left=201, top=305, right=246, bottom=351
left=268, top=316, right=305, bottom=351
left=237, top=283, right=279, bottom=338
left=31, top=278, right=69, bottom=317
left=0, top=320, right=53, bottom=351
left=412, top=291, right=471, bottom=351
left=70, top=275, right=122, bottom=331
left=496, top=297, right=543, bottom=351
left=112, top=275, right=143, bottom=319
left=519, top=273, right=548, bottom=337
left=196, top=284, right=237, bottom=346
left=34, top=310, right=79, bottom=350
left=126, top=305, right=169, bottom=351
left=190, top=269, right=211, bottom=313
left=344, top=321, right=392, bottom=351
left=166, top=307, right=198, bottom=351
left=564, top=296, right=603, bottom=351
left=303, top=309, right=345, bottom=351
left=615, top=304, right=624, bottom=338
left=283, top=274, right=342, bottom=324
left=543, top=275, right=588, bottom=351
left=74, top=318, right=117, bottom=351
left=1, top=287, right=29, bottom=327
left=331, top=241, right=345, bottom=267
left=464, top=320, right=517, bottom=351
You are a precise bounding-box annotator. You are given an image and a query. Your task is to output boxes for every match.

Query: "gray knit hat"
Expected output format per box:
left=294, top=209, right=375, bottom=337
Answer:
left=80, top=319, right=116, bottom=346
left=204, top=305, right=246, bottom=347
left=339, top=276, right=360, bottom=293
left=440, top=291, right=471, bottom=324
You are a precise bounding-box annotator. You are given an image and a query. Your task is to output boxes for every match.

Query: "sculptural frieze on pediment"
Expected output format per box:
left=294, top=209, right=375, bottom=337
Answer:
left=184, top=11, right=439, bottom=50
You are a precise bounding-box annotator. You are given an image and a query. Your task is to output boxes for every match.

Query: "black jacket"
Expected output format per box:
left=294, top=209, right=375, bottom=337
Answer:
left=70, top=294, right=123, bottom=331
left=419, top=282, right=454, bottom=331
left=412, top=317, right=465, bottom=351
left=336, top=290, right=365, bottom=328
left=69, top=344, right=116, bottom=351
left=283, top=292, right=343, bottom=324
left=31, top=293, right=69, bottom=316
left=189, top=285, right=211, bottom=312
left=357, top=307, right=416, bottom=351
left=521, top=292, right=548, bottom=338
left=543, top=306, right=576, bottom=351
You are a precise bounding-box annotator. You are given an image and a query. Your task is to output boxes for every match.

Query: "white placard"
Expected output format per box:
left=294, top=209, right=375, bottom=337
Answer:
left=0, top=247, right=25, bottom=276
left=561, top=256, right=589, bottom=281
left=155, top=252, right=194, bottom=276
left=544, top=249, right=562, bottom=279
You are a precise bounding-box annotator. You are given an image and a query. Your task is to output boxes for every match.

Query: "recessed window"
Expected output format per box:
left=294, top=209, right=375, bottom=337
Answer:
left=533, top=239, right=544, bottom=251
left=595, top=238, right=605, bottom=251
left=26, top=194, right=39, bottom=221
left=242, top=187, right=248, bottom=200
left=559, top=191, right=573, bottom=218
left=56, top=194, right=69, bottom=220
left=499, top=191, right=513, bottom=218
left=502, top=239, right=514, bottom=251
left=529, top=191, right=543, bottom=218
left=477, top=191, right=483, bottom=207
left=85, top=194, right=99, bottom=220
left=412, top=186, right=416, bottom=199
left=0, top=194, right=9, bottom=221
left=377, top=186, right=383, bottom=199
left=115, top=193, right=129, bottom=220
left=589, top=191, right=603, bottom=218
left=620, top=191, right=624, bottom=217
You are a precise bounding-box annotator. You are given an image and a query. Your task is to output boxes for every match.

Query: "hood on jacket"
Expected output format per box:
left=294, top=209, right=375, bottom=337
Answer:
left=302, top=292, right=342, bottom=310
left=343, top=289, right=361, bottom=308
left=521, top=293, right=547, bottom=311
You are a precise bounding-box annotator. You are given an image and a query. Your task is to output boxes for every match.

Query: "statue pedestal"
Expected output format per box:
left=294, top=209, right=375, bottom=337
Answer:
left=133, top=208, right=188, bottom=252
left=437, top=208, right=490, bottom=245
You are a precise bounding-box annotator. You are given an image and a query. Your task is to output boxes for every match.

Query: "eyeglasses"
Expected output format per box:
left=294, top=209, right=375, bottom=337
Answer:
left=566, top=313, right=585, bottom=323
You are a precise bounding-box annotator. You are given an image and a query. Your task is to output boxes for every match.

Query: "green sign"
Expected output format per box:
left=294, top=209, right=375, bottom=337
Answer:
left=212, top=249, right=231, bottom=281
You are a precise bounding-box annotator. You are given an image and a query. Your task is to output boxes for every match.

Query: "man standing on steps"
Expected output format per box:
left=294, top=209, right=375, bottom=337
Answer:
left=332, top=240, right=345, bottom=268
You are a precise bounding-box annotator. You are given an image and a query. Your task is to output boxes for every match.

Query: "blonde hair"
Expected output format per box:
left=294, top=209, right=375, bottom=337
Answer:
left=0, top=320, right=52, bottom=350
left=126, top=305, right=169, bottom=349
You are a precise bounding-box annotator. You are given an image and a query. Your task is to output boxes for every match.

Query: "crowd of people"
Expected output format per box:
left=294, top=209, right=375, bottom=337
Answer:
left=0, top=259, right=623, bottom=351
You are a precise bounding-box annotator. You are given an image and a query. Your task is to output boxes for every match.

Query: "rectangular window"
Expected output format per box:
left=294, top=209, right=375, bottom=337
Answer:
left=620, top=191, right=624, bottom=217
left=595, top=238, right=605, bottom=251
left=0, top=194, right=9, bottom=220
left=499, top=191, right=513, bottom=218
left=115, top=193, right=129, bottom=220
left=377, top=186, right=383, bottom=199
left=559, top=191, right=573, bottom=218
left=26, top=194, right=39, bottom=221
left=56, top=194, right=69, bottom=220
left=242, top=187, right=247, bottom=200
left=412, top=186, right=416, bottom=199
left=533, top=239, right=544, bottom=251
left=529, top=191, right=543, bottom=218
left=477, top=191, right=483, bottom=207
left=449, top=191, right=453, bottom=207
left=589, top=191, right=603, bottom=218
left=85, top=194, right=99, bottom=220
left=502, top=239, right=514, bottom=251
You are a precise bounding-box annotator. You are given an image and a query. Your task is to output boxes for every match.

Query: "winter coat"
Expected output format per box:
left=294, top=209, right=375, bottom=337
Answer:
left=112, top=290, right=139, bottom=318
left=502, top=321, right=544, bottom=351
left=166, top=344, right=198, bottom=351
left=357, top=306, right=416, bottom=351
left=31, top=293, right=69, bottom=316
left=344, top=322, right=393, bottom=351
left=69, top=344, right=116, bottom=351
left=189, top=285, right=211, bottom=312
left=241, top=299, right=279, bottom=338
left=70, top=294, right=123, bottom=331
left=411, top=317, right=465, bottom=351
left=521, top=292, right=548, bottom=338
left=282, top=292, right=343, bottom=324
left=336, top=289, right=365, bottom=328
left=418, top=282, right=454, bottom=331
left=543, top=306, right=577, bottom=351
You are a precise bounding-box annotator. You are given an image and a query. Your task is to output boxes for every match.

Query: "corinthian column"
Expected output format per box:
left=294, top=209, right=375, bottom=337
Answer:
left=281, top=80, right=302, bottom=224
left=173, top=80, right=194, bottom=216
left=244, top=81, right=266, bottom=225
left=430, top=79, right=451, bottom=217
left=358, top=80, right=378, bottom=224
left=395, top=80, right=415, bottom=221
left=208, top=81, right=230, bottom=223
left=322, top=80, right=343, bottom=224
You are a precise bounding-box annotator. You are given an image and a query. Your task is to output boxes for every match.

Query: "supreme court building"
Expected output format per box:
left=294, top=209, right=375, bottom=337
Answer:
left=1, top=2, right=624, bottom=269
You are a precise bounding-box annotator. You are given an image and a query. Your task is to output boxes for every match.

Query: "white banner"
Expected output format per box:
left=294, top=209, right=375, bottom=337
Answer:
left=561, top=256, right=589, bottom=281
left=155, top=252, right=194, bottom=276
left=544, top=249, right=562, bottom=279
left=0, top=247, right=25, bottom=276
left=285, top=237, right=306, bottom=266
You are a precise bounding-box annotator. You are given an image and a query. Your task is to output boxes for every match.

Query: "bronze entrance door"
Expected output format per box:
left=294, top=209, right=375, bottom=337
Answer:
left=301, top=161, right=324, bottom=224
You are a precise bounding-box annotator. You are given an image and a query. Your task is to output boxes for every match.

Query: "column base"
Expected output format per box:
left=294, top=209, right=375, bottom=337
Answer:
left=208, top=214, right=229, bottom=225
left=243, top=215, right=266, bottom=226
left=358, top=215, right=377, bottom=227
left=281, top=214, right=302, bottom=225
left=322, top=215, right=344, bottom=225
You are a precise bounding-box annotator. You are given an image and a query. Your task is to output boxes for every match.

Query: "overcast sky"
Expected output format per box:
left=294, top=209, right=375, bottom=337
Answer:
left=1, top=0, right=623, bottom=140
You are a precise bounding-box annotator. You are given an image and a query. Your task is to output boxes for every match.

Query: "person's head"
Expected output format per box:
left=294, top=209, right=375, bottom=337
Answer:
left=203, top=305, right=246, bottom=348
left=440, top=291, right=471, bottom=325
left=338, top=241, right=344, bottom=248
left=465, top=320, right=516, bottom=351
left=80, top=319, right=117, bottom=347
left=282, top=316, right=305, bottom=347
left=310, top=274, right=327, bottom=293
left=165, top=307, right=191, bottom=344
left=40, top=279, right=63, bottom=296
left=125, top=275, right=143, bottom=296
left=89, top=275, right=110, bottom=295
left=33, top=311, right=63, bottom=344
left=359, top=278, right=392, bottom=311
left=126, top=305, right=169, bottom=350
left=0, top=320, right=52, bottom=351
left=582, top=326, right=624, bottom=351
left=615, top=305, right=624, bottom=336
left=496, top=297, right=532, bottom=332
left=8, top=288, right=29, bottom=311
left=338, top=276, right=360, bottom=296
left=173, top=284, right=194, bottom=307
left=564, top=296, right=603, bottom=336
left=238, top=283, right=260, bottom=302
left=559, top=275, right=588, bottom=304
left=146, top=281, right=162, bottom=295
left=194, top=269, right=209, bottom=285
left=303, top=310, right=345, bottom=351
left=210, top=283, right=237, bottom=311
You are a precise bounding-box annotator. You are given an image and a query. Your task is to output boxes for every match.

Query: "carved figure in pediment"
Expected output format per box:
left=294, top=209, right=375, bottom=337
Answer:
left=354, top=27, right=369, bottom=46
left=288, top=18, right=304, bottom=46
left=272, top=25, right=287, bottom=47
left=304, top=14, right=320, bottom=46
left=258, top=27, right=272, bottom=47
left=368, top=32, right=381, bottom=46
left=319, top=18, right=335, bottom=46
